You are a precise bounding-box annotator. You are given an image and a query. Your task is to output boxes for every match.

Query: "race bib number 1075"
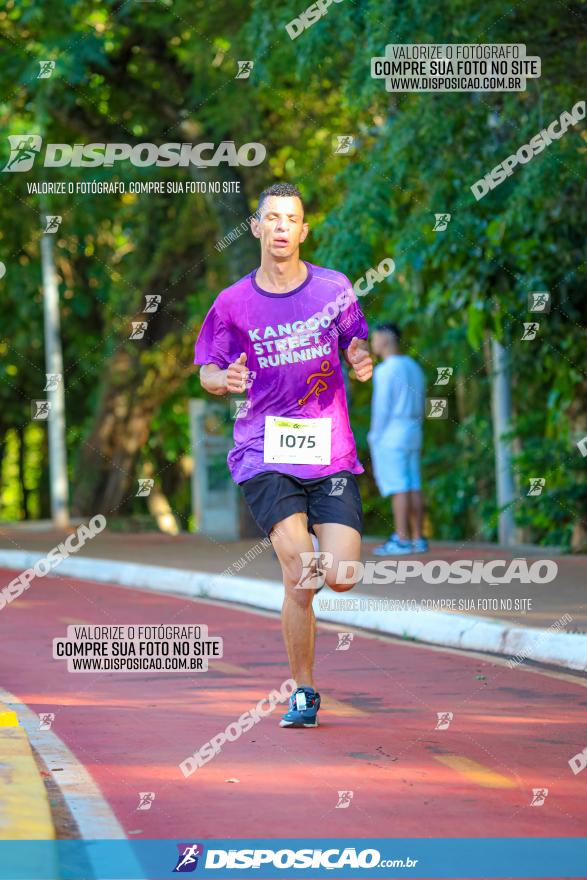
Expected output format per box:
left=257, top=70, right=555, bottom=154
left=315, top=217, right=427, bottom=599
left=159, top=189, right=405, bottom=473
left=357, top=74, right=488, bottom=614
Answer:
left=263, top=416, right=332, bottom=465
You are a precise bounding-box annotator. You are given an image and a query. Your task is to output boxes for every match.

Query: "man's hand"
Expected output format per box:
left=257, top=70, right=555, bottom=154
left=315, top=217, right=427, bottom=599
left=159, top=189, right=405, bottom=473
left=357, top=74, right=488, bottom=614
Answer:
left=225, top=352, right=250, bottom=393
left=346, top=337, right=373, bottom=382
left=199, top=353, right=250, bottom=396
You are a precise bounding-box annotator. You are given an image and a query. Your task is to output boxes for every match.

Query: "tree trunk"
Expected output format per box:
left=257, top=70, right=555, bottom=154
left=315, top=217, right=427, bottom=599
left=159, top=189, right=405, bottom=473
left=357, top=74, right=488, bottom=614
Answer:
left=72, top=342, right=192, bottom=516
left=17, top=424, right=29, bottom=519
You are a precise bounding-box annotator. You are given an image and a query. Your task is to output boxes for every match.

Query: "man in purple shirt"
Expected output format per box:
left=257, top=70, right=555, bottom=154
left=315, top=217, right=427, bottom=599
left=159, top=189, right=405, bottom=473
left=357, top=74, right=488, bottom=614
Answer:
left=195, top=183, right=372, bottom=727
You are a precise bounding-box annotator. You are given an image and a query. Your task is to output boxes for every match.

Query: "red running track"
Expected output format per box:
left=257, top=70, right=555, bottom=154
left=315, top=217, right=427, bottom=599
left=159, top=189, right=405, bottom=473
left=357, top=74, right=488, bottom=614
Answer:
left=0, top=566, right=586, bottom=844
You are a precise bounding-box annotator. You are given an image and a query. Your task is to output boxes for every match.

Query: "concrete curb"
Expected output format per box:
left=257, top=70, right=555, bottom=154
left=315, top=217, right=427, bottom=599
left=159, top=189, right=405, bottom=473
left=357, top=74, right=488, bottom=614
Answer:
left=0, top=550, right=585, bottom=673
left=0, top=700, right=56, bottom=841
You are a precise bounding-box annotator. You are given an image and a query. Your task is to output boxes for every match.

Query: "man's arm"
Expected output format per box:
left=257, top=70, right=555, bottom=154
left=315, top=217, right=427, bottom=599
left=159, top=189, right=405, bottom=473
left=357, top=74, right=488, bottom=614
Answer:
left=200, top=364, right=228, bottom=396
left=199, top=353, right=249, bottom=396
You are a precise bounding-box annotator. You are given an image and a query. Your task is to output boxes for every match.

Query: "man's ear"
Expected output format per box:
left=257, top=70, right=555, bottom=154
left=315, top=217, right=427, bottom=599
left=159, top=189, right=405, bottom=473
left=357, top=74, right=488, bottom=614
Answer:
left=299, top=221, right=310, bottom=243
left=250, top=217, right=261, bottom=239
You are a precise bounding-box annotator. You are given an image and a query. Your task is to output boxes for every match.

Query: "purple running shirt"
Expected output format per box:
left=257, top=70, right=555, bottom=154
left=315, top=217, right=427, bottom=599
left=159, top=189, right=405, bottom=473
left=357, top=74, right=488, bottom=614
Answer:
left=194, top=261, right=369, bottom=483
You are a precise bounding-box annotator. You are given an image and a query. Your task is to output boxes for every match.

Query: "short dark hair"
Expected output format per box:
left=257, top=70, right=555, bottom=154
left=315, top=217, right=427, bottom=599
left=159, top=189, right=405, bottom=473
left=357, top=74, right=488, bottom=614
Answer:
left=375, top=322, right=401, bottom=342
left=256, top=183, right=304, bottom=217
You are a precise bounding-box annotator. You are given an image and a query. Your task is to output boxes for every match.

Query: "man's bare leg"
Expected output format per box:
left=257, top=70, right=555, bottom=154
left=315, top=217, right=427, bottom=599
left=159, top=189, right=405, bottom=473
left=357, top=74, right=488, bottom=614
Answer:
left=409, top=489, right=424, bottom=539
left=391, top=491, right=410, bottom=541
left=271, top=517, right=362, bottom=688
left=312, top=522, right=361, bottom=592
left=271, top=512, right=316, bottom=687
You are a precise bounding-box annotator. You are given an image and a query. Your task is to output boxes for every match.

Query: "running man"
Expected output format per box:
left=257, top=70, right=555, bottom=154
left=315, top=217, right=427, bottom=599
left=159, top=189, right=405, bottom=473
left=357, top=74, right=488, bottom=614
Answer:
left=195, top=183, right=372, bottom=728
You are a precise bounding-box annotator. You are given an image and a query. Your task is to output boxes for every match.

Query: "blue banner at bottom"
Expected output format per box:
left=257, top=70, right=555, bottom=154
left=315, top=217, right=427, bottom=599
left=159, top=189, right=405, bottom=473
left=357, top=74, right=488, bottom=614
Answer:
left=0, top=838, right=585, bottom=879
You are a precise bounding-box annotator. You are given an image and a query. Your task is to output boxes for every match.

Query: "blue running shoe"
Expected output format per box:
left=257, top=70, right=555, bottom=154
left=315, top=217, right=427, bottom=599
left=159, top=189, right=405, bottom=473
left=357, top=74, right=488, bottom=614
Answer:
left=412, top=536, right=429, bottom=553
left=280, top=686, right=321, bottom=728
left=373, top=535, right=413, bottom=556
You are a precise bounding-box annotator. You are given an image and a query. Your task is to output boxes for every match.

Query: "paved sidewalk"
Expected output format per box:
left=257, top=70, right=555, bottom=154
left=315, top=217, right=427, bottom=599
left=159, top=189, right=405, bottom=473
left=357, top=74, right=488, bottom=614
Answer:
left=1, top=525, right=585, bottom=632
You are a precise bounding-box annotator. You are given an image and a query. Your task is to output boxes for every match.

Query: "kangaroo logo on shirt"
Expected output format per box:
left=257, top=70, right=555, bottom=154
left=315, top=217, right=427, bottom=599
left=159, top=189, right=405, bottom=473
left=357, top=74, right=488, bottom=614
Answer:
left=298, top=360, right=334, bottom=406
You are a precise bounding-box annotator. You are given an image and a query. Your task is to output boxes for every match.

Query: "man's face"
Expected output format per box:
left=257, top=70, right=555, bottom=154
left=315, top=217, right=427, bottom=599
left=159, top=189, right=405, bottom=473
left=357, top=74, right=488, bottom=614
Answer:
left=251, top=195, right=309, bottom=260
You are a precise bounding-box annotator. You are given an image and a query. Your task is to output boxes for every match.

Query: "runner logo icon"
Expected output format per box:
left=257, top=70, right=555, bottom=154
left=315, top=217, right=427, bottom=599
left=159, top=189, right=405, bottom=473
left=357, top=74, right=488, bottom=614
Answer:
left=298, top=359, right=334, bottom=405
left=336, top=632, right=354, bottom=651
left=38, top=61, right=55, bottom=79
left=435, top=711, right=453, bottom=730
left=426, top=398, right=448, bottom=419
left=38, top=712, right=55, bottom=730
left=32, top=400, right=51, bottom=420
left=44, top=373, right=62, bottom=391
left=298, top=551, right=333, bottom=589
left=236, top=60, right=254, bottom=79
left=336, top=790, right=354, bottom=808
left=129, top=321, right=148, bottom=340
left=137, top=792, right=155, bottom=810
left=136, top=478, right=154, bottom=497
left=527, top=478, right=546, bottom=496
left=329, top=476, right=347, bottom=495
left=522, top=322, right=539, bottom=340
left=173, top=843, right=204, bottom=872
left=433, top=213, right=451, bottom=231
left=143, top=294, right=161, bottom=313
left=529, top=292, right=550, bottom=312
left=333, top=135, right=354, bottom=154
left=44, top=215, right=62, bottom=233
left=530, top=787, right=548, bottom=806
left=434, top=367, right=453, bottom=385
left=3, top=135, right=42, bottom=172
left=233, top=399, right=252, bottom=419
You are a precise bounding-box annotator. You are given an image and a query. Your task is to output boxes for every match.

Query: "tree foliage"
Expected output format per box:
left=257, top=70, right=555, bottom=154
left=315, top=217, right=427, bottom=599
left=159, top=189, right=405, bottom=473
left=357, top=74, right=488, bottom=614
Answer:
left=0, top=0, right=585, bottom=545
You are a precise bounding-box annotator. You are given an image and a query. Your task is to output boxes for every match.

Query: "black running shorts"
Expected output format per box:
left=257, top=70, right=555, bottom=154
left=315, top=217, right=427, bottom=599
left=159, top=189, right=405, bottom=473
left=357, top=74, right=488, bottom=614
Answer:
left=240, top=470, right=363, bottom=538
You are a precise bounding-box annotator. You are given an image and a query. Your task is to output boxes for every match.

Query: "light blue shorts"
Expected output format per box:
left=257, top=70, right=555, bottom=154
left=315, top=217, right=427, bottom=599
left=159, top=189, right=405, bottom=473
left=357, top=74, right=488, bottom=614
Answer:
left=371, top=447, right=422, bottom=496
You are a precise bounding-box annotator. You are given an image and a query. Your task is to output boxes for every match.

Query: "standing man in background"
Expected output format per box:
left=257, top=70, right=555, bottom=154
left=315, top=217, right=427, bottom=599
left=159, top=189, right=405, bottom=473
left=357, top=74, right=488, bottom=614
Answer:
left=368, top=323, right=428, bottom=555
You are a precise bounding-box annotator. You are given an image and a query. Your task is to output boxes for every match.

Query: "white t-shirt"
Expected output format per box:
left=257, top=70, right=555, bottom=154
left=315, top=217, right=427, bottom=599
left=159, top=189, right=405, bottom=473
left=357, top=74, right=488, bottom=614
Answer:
left=368, top=354, right=425, bottom=450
